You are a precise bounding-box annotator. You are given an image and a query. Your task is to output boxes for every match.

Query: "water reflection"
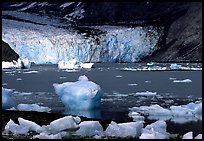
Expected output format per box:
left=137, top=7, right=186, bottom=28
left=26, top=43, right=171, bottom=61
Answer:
left=64, top=108, right=101, bottom=119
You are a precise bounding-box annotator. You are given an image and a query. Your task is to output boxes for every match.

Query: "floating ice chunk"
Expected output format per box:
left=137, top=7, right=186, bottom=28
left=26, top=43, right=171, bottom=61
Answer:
left=194, top=134, right=202, bottom=139
left=2, top=87, right=15, bottom=110
left=182, top=131, right=193, bottom=139
left=49, top=116, right=80, bottom=134
left=139, top=131, right=167, bottom=139
left=58, top=59, right=79, bottom=69
left=2, top=56, right=31, bottom=69
left=170, top=105, right=194, bottom=117
left=4, top=119, right=29, bottom=135
left=115, top=75, right=122, bottom=78
left=170, top=63, right=181, bottom=70
left=17, top=104, right=51, bottom=113
left=140, top=120, right=169, bottom=139
left=74, top=121, right=103, bottom=137
left=33, top=132, right=62, bottom=139
left=20, top=56, right=31, bottom=69
left=105, top=121, right=143, bottom=138
left=18, top=117, right=42, bottom=133
left=130, top=101, right=202, bottom=124
left=128, top=111, right=145, bottom=121
left=16, top=78, right=22, bottom=81
left=80, top=63, right=94, bottom=69
left=53, top=75, right=103, bottom=110
left=134, top=91, right=156, bottom=96
left=173, top=79, right=192, bottom=83
left=128, top=83, right=138, bottom=86
left=23, top=70, right=39, bottom=73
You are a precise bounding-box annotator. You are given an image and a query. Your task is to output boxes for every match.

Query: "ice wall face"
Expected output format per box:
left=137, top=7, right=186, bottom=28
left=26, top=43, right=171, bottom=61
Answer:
left=2, top=18, right=159, bottom=64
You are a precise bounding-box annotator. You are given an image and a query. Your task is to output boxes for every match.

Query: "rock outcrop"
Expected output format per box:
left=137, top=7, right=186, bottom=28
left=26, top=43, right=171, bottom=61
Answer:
left=143, top=2, right=202, bottom=62
left=2, top=40, right=19, bottom=62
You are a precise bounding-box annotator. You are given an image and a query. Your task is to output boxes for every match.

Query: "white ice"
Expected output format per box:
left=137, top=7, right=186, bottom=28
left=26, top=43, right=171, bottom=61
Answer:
left=104, top=121, right=143, bottom=138
left=2, top=56, right=31, bottom=69
left=58, top=59, right=94, bottom=69
left=173, top=79, right=192, bottom=83
left=2, top=87, right=15, bottom=110
left=134, top=91, right=157, bottom=96
left=49, top=116, right=80, bottom=134
left=182, top=131, right=193, bottom=139
left=74, top=121, right=103, bottom=137
left=17, top=104, right=51, bottom=113
left=139, top=120, right=169, bottom=139
left=170, top=63, right=181, bottom=70
left=53, top=75, right=103, bottom=110
left=2, top=15, right=159, bottom=64
left=129, top=101, right=202, bottom=123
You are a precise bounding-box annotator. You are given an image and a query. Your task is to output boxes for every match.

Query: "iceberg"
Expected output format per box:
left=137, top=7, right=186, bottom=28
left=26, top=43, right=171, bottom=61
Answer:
left=2, top=87, right=15, bottom=110
left=104, top=121, right=143, bottom=138
left=58, top=59, right=94, bottom=69
left=53, top=75, right=103, bottom=110
left=17, top=104, right=51, bottom=113
left=74, top=121, right=103, bottom=137
left=139, top=120, right=170, bottom=139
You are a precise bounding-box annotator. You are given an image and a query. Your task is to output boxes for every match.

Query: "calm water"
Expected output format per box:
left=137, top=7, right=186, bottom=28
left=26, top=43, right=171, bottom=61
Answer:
left=2, top=63, right=202, bottom=135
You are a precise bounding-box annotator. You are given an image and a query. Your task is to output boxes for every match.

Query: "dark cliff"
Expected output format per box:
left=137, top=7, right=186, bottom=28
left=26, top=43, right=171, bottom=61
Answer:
left=2, top=40, right=19, bottom=62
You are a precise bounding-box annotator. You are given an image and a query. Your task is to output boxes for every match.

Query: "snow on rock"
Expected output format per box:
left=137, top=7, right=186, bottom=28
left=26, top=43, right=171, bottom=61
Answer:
left=53, top=75, right=103, bottom=110
left=139, top=120, right=170, bottom=139
left=74, top=121, right=103, bottom=137
left=2, top=87, right=15, bottom=110
left=17, top=104, right=51, bottom=113
left=104, top=121, right=143, bottom=138
left=182, top=131, right=193, bottom=139
left=173, top=79, right=192, bottom=83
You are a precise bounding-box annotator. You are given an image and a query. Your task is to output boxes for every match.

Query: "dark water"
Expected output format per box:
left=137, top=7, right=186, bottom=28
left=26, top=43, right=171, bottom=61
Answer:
left=2, top=63, right=202, bottom=135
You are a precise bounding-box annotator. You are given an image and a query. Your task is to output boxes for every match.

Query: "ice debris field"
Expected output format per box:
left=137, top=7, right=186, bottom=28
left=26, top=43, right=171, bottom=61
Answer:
left=2, top=74, right=202, bottom=139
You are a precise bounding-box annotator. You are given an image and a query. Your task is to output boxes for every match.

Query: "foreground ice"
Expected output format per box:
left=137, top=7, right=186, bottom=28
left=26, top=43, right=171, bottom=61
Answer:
left=74, top=121, right=103, bottom=137
left=104, top=121, right=143, bottom=138
left=2, top=56, right=31, bottom=69
left=53, top=75, right=103, bottom=110
left=2, top=87, right=14, bottom=110
left=4, top=115, right=201, bottom=139
left=129, top=101, right=202, bottom=124
left=4, top=116, right=80, bottom=139
left=17, top=104, right=51, bottom=113
left=140, top=120, right=169, bottom=139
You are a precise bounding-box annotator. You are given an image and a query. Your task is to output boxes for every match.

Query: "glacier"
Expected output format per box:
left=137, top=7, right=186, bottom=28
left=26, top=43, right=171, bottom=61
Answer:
left=2, top=12, right=160, bottom=64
